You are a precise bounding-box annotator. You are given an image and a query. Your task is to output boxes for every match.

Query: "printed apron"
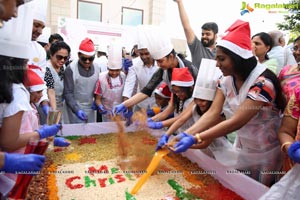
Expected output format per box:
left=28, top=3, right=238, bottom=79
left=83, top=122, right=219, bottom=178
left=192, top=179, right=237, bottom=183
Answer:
left=213, top=63, right=282, bottom=186
left=100, top=73, right=125, bottom=122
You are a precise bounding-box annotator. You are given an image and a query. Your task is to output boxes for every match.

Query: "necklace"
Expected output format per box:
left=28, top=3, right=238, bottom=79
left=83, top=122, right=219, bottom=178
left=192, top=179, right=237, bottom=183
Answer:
left=178, top=100, right=184, bottom=114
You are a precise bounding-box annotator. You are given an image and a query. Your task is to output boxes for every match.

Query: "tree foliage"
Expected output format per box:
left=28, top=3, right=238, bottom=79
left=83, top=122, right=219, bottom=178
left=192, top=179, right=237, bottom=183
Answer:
left=276, top=0, right=300, bottom=37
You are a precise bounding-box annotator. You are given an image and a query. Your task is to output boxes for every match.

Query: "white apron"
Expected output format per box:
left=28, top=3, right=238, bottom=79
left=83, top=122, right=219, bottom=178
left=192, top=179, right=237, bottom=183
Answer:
left=213, top=63, right=282, bottom=186
left=98, top=72, right=125, bottom=122
left=66, top=62, right=100, bottom=123
left=47, top=63, right=69, bottom=123
left=175, top=97, right=194, bottom=133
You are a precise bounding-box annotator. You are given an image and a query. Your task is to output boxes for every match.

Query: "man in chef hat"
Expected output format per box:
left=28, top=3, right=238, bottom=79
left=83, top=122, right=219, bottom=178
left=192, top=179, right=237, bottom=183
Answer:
left=114, top=25, right=198, bottom=117
left=122, top=25, right=159, bottom=113
left=26, top=0, right=50, bottom=125
left=93, top=41, right=126, bottom=122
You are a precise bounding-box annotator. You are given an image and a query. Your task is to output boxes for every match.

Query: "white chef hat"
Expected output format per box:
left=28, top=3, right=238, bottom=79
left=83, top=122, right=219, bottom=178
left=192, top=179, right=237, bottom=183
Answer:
left=192, top=58, right=222, bottom=101
left=0, top=2, right=34, bottom=59
left=96, top=45, right=107, bottom=53
left=107, top=41, right=123, bottom=70
left=32, top=0, right=48, bottom=24
left=143, top=25, right=173, bottom=60
left=137, top=25, right=148, bottom=50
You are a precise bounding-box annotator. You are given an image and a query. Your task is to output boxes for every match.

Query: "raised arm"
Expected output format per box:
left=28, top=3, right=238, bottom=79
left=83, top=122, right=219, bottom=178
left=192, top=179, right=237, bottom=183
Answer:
left=174, top=0, right=196, bottom=44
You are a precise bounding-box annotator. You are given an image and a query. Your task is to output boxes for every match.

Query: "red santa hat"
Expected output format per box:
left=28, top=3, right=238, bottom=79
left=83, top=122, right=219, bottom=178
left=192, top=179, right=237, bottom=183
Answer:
left=154, top=82, right=171, bottom=99
left=79, top=38, right=95, bottom=56
left=217, top=19, right=253, bottom=59
left=24, top=68, right=46, bottom=92
left=171, top=67, right=194, bottom=87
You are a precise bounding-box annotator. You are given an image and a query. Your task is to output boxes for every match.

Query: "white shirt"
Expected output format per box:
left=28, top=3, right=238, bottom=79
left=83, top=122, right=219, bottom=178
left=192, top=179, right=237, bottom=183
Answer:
left=27, top=41, right=48, bottom=104
left=268, top=46, right=297, bottom=74
left=94, top=55, right=108, bottom=73
left=0, top=84, right=31, bottom=127
left=122, top=57, right=159, bottom=109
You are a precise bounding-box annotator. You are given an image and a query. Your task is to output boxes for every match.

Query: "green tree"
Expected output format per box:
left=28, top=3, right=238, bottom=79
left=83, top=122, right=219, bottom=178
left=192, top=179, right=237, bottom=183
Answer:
left=276, top=0, right=300, bottom=41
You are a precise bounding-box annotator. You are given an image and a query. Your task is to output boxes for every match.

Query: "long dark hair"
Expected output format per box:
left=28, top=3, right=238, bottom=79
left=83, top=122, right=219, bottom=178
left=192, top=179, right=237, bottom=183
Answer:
left=0, top=55, right=27, bottom=103
left=261, top=69, right=286, bottom=112
left=173, top=87, right=193, bottom=113
left=251, top=32, right=273, bottom=60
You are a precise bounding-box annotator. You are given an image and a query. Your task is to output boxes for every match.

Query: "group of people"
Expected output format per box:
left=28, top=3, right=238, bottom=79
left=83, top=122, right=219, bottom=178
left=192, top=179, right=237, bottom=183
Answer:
left=1, top=0, right=300, bottom=198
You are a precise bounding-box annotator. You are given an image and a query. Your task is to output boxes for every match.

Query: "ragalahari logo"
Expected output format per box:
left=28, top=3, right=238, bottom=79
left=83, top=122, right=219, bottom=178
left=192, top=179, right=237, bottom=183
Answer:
left=240, top=2, right=254, bottom=15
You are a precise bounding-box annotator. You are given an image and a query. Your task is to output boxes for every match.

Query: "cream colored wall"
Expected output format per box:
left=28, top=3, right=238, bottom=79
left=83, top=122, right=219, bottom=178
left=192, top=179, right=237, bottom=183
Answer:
left=46, top=0, right=185, bottom=53
left=47, top=0, right=163, bottom=32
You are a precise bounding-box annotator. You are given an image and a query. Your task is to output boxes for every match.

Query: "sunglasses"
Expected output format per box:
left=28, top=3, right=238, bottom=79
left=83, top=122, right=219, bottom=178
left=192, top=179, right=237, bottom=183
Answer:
left=80, top=56, right=95, bottom=62
left=55, top=55, right=69, bottom=61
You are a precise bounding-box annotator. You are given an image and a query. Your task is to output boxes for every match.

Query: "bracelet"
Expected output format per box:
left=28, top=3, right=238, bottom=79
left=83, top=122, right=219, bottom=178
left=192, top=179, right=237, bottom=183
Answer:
left=280, top=142, right=292, bottom=152
left=195, top=133, right=202, bottom=144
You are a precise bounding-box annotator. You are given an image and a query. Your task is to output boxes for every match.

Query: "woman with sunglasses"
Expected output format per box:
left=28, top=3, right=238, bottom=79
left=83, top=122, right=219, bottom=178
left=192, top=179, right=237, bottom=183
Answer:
left=44, top=41, right=70, bottom=123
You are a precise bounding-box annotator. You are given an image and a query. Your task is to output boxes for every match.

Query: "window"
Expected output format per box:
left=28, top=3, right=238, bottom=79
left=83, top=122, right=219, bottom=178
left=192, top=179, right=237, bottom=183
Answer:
left=121, top=7, right=143, bottom=26
left=78, top=0, right=102, bottom=22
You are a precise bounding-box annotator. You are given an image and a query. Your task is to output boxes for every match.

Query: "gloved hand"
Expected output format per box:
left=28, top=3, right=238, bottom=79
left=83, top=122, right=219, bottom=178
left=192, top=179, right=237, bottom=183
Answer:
left=147, top=121, right=163, bottom=129
left=288, top=141, right=300, bottom=163
left=98, top=104, right=108, bottom=115
left=91, top=102, right=98, bottom=110
left=54, top=137, right=71, bottom=147
left=0, top=153, right=45, bottom=173
left=147, top=118, right=153, bottom=122
left=76, top=110, right=88, bottom=121
left=155, top=134, right=169, bottom=151
left=114, top=103, right=127, bottom=115
left=123, top=110, right=133, bottom=126
left=146, top=109, right=155, bottom=117
left=173, top=133, right=197, bottom=153
left=42, top=104, right=49, bottom=115
left=37, top=124, right=61, bottom=139
left=122, top=58, right=133, bottom=72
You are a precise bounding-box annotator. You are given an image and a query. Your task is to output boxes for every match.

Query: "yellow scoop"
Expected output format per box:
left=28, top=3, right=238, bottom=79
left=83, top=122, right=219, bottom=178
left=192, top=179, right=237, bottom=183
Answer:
left=130, top=148, right=169, bottom=194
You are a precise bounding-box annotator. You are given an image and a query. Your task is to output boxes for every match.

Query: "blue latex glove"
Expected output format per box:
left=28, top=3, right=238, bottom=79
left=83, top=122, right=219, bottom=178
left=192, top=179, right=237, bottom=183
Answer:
left=54, top=137, right=71, bottom=147
left=91, top=102, right=97, bottom=110
left=288, top=141, right=300, bottom=163
left=147, top=121, right=163, bottom=129
left=123, top=110, right=133, bottom=126
left=98, top=104, right=108, bottom=115
left=146, top=109, right=155, bottom=117
left=76, top=110, right=88, bottom=121
left=147, top=118, right=153, bottom=122
left=0, top=153, right=45, bottom=173
left=173, top=133, right=197, bottom=153
left=114, top=103, right=127, bottom=115
left=122, top=58, right=133, bottom=72
left=37, top=124, right=61, bottom=139
left=155, top=134, right=169, bottom=151
left=42, top=104, right=49, bottom=115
